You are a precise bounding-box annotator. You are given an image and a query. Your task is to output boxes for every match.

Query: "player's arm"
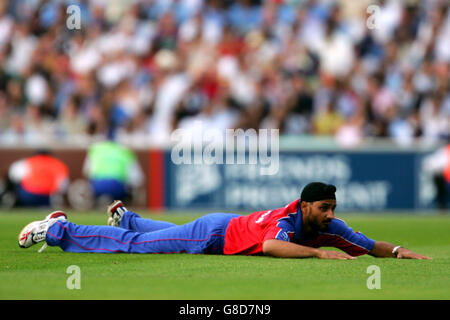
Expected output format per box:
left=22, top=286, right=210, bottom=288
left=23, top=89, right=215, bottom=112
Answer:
left=369, top=241, right=432, bottom=259
left=262, top=239, right=355, bottom=260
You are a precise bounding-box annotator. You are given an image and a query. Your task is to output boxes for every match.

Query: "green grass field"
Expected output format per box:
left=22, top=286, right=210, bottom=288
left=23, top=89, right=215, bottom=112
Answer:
left=0, top=209, right=449, bottom=300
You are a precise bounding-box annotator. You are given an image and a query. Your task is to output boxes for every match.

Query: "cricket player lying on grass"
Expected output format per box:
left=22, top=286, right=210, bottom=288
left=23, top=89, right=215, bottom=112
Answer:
left=18, top=182, right=431, bottom=259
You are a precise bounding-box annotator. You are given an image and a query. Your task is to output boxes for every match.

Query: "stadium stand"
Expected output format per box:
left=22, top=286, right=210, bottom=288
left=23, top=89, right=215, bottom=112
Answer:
left=0, top=0, right=448, bottom=148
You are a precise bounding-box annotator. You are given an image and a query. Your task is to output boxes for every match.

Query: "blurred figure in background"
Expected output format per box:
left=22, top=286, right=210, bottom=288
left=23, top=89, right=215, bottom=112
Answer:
left=6, top=150, right=69, bottom=207
left=424, top=143, right=450, bottom=210
left=82, top=139, right=144, bottom=205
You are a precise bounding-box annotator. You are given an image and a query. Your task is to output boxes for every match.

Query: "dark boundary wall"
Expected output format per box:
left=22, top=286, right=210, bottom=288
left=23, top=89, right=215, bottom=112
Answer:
left=0, top=148, right=150, bottom=209
left=0, top=147, right=441, bottom=211
left=163, top=149, right=439, bottom=212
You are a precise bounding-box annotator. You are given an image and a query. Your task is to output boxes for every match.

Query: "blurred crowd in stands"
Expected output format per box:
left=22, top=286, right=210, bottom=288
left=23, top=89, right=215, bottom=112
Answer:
left=0, top=0, right=449, bottom=148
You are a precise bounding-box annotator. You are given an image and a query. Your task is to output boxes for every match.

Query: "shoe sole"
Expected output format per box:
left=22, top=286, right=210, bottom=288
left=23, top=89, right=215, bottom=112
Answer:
left=107, top=201, right=124, bottom=216
left=107, top=201, right=124, bottom=226
left=18, top=221, right=40, bottom=248
left=45, top=211, right=67, bottom=220
left=19, top=212, right=67, bottom=248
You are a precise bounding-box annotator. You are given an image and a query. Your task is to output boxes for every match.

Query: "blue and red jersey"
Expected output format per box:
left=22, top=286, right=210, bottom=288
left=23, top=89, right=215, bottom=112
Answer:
left=223, top=199, right=375, bottom=256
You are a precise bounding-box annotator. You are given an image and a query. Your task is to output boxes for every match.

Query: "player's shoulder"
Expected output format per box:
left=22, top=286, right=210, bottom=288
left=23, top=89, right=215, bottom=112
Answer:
left=285, top=199, right=300, bottom=211
left=327, top=217, right=354, bottom=234
left=265, top=199, right=299, bottom=215
left=331, top=217, right=348, bottom=226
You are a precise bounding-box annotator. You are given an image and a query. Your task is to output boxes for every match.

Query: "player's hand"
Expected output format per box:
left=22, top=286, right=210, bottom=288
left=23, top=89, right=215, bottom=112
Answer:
left=396, top=248, right=432, bottom=260
left=316, top=250, right=356, bottom=260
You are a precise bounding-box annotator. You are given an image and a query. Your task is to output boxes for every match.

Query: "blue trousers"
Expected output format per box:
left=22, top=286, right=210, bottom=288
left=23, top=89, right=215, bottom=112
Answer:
left=46, top=211, right=240, bottom=254
left=90, top=179, right=128, bottom=199
left=17, top=186, right=50, bottom=206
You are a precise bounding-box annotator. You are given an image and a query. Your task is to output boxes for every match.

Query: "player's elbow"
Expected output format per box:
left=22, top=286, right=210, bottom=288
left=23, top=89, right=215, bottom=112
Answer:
left=262, top=239, right=279, bottom=257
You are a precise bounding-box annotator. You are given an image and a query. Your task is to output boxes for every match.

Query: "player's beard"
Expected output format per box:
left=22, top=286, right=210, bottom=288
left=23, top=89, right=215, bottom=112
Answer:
left=311, top=220, right=329, bottom=232
left=309, top=207, right=331, bottom=232
left=305, top=207, right=322, bottom=234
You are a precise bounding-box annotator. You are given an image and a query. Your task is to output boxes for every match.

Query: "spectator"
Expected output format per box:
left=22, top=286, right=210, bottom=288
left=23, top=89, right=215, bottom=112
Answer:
left=82, top=139, right=144, bottom=204
left=419, top=92, right=450, bottom=146
left=423, top=144, right=450, bottom=210
left=6, top=150, right=69, bottom=207
left=0, top=0, right=448, bottom=148
left=313, top=100, right=344, bottom=136
left=282, top=72, right=314, bottom=134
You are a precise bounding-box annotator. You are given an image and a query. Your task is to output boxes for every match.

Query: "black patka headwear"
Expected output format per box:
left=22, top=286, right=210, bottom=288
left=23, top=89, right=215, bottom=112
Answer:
left=300, top=182, right=336, bottom=202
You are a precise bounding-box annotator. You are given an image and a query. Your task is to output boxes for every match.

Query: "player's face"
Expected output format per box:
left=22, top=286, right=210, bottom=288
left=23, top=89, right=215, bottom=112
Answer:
left=306, top=200, right=337, bottom=231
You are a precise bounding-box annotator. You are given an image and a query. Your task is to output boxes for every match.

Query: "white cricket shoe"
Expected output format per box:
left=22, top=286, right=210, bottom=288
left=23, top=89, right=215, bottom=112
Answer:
left=107, top=200, right=127, bottom=227
left=18, top=211, right=67, bottom=252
